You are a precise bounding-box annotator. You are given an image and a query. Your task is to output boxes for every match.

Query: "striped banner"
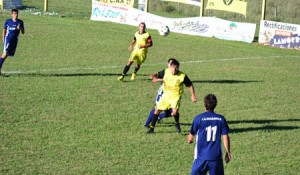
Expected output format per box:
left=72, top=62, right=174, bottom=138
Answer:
left=206, top=0, right=247, bottom=16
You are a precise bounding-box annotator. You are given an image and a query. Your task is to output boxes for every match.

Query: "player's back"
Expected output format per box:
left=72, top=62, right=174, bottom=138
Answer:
left=192, top=111, right=229, bottom=160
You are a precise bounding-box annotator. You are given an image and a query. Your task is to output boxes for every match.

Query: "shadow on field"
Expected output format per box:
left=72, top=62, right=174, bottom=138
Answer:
left=193, top=80, right=263, bottom=84
left=229, top=119, right=300, bottom=133
left=2, top=72, right=149, bottom=77
left=155, top=119, right=300, bottom=134
left=228, top=119, right=300, bottom=124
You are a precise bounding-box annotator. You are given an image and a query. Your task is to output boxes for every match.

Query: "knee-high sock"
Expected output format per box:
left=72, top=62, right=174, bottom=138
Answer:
left=174, top=113, right=180, bottom=124
left=150, top=114, right=159, bottom=128
left=0, top=58, right=4, bottom=70
left=122, top=65, right=130, bottom=75
left=145, top=108, right=155, bottom=126
left=134, top=65, right=140, bottom=73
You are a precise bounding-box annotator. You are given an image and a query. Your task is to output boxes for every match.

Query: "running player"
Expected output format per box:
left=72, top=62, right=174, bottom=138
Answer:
left=118, top=22, right=153, bottom=81
left=0, top=9, right=25, bottom=75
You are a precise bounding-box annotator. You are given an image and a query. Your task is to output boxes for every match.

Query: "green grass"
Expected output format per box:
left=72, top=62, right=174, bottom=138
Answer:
left=1, top=3, right=300, bottom=175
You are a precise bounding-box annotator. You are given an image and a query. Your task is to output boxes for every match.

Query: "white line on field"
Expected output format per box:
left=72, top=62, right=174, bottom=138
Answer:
left=3, top=55, right=299, bottom=74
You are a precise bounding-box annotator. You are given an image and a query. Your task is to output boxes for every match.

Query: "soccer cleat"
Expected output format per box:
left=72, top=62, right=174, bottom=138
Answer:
left=131, top=73, right=136, bottom=80
left=118, top=75, right=124, bottom=81
left=175, top=123, right=181, bottom=133
left=146, top=128, right=155, bottom=134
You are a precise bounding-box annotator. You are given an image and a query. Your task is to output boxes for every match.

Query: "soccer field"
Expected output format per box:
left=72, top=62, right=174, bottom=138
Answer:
left=0, top=7, right=300, bottom=174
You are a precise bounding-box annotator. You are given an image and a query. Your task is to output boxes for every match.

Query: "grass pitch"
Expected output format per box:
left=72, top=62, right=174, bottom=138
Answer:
left=1, top=3, right=300, bottom=175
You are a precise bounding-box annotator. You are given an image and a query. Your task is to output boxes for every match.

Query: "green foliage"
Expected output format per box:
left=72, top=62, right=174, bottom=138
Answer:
left=1, top=1, right=300, bottom=175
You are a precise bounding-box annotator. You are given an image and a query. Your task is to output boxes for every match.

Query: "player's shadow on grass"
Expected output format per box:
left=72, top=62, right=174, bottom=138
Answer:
left=229, top=118, right=300, bottom=133
left=157, top=119, right=300, bottom=134
left=192, top=80, right=263, bottom=84
left=2, top=72, right=149, bottom=77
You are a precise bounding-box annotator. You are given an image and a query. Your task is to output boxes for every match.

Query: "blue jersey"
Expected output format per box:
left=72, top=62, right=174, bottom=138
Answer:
left=190, top=112, right=229, bottom=160
left=4, top=19, right=24, bottom=41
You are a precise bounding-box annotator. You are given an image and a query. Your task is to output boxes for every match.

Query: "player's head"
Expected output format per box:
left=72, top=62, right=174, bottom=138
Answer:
left=11, top=9, right=19, bottom=19
left=167, top=58, right=178, bottom=68
left=204, top=94, right=217, bottom=112
left=138, top=22, right=146, bottom=33
left=169, top=59, right=180, bottom=75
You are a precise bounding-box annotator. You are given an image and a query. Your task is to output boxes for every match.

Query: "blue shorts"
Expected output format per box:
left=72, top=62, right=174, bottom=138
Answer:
left=3, top=38, right=18, bottom=56
left=191, top=159, right=224, bottom=175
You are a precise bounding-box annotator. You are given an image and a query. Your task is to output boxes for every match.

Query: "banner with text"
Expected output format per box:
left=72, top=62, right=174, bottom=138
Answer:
left=206, top=0, right=247, bottom=16
left=99, top=0, right=134, bottom=7
left=259, top=20, right=300, bottom=49
left=161, top=0, right=201, bottom=6
left=91, top=0, right=255, bottom=43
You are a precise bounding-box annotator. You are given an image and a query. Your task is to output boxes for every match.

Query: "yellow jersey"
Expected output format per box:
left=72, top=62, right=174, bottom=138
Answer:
left=162, top=68, right=186, bottom=98
left=134, top=31, right=151, bottom=53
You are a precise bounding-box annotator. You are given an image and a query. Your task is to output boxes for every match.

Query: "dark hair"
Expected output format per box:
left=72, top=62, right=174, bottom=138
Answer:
left=170, top=58, right=180, bottom=67
left=168, top=58, right=178, bottom=64
left=139, top=22, right=146, bottom=29
left=11, top=9, right=18, bottom=14
left=204, top=94, right=217, bottom=111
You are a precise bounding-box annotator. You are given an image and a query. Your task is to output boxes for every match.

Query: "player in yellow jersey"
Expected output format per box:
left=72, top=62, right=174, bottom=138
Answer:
left=118, top=22, right=153, bottom=81
left=147, top=59, right=197, bottom=134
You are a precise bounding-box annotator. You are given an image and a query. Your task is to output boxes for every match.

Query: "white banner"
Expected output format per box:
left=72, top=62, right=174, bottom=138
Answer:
left=259, top=20, right=300, bottom=49
left=91, top=0, right=256, bottom=43
left=214, top=19, right=256, bottom=43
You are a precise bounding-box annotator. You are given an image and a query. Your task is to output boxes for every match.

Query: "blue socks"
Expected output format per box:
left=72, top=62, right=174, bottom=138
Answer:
left=0, top=58, right=4, bottom=70
left=144, top=108, right=173, bottom=126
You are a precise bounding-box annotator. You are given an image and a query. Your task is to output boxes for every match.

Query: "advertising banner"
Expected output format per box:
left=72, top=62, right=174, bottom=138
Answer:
left=206, top=0, right=247, bottom=16
left=99, top=0, right=134, bottom=7
left=214, top=19, right=256, bottom=43
left=259, top=20, right=300, bottom=49
left=91, top=0, right=255, bottom=43
left=161, top=0, right=201, bottom=6
left=91, top=1, right=129, bottom=23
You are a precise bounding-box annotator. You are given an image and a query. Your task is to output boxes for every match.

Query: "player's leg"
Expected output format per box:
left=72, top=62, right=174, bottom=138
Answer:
left=0, top=45, right=10, bottom=75
left=131, top=63, right=140, bottom=80
left=146, top=108, right=161, bottom=134
left=158, top=108, right=172, bottom=122
left=147, top=95, right=170, bottom=134
left=191, top=159, right=209, bottom=175
left=170, top=98, right=181, bottom=133
left=131, top=52, right=145, bottom=80
left=118, top=60, right=133, bottom=81
left=144, top=108, right=155, bottom=127
left=207, top=160, right=224, bottom=175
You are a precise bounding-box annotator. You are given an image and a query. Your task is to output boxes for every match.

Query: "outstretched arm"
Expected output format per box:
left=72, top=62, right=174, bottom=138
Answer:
left=223, top=134, right=231, bottom=163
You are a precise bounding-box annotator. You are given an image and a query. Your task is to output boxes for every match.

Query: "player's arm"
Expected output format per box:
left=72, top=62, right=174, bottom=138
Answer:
left=223, top=134, right=231, bottom=163
left=128, top=37, right=136, bottom=51
left=20, top=21, right=25, bottom=34
left=188, top=133, right=194, bottom=144
left=152, top=69, right=164, bottom=83
left=184, top=75, right=197, bottom=102
left=2, top=29, right=6, bottom=43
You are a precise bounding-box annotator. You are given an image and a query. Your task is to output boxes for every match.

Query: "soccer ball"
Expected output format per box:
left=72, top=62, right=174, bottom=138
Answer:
left=158, top=25, right=170, bottom=36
